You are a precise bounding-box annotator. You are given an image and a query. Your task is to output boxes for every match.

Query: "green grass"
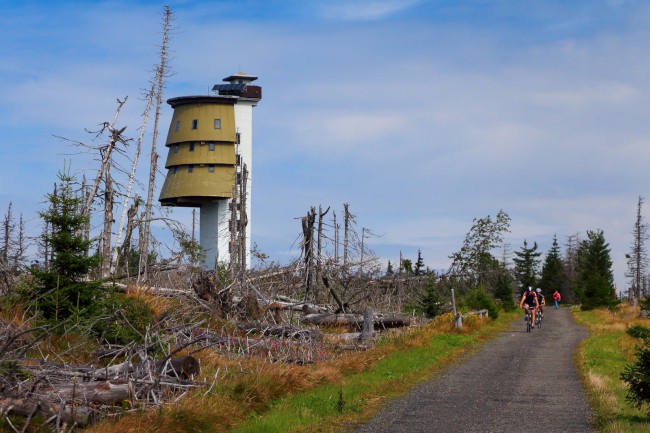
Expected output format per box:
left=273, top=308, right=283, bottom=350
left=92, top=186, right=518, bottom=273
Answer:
left=229, top=312, right=518, bottom=433
left=573, top=307, right=650, bottom=433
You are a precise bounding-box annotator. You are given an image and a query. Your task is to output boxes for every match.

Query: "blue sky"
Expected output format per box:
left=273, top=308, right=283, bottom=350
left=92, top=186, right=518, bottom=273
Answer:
left=1, top=0, right=649, bottom=292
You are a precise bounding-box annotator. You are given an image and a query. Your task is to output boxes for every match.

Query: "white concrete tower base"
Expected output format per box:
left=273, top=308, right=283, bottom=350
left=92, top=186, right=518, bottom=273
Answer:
left=200, top=201, right=230, bottom=271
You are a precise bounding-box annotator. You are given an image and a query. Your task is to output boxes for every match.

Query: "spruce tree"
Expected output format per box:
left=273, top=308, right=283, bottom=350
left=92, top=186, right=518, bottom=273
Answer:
left=577, top=229, right=616, bottom=310
left=539, top=235, right=567, bottom=299
left=414, top=250, right=424, bottom=276
left=493, top=264, right=516, bottom=310
left=513, top=240, right=541, bottom=290
left=30, top=170, right=101, bottom=321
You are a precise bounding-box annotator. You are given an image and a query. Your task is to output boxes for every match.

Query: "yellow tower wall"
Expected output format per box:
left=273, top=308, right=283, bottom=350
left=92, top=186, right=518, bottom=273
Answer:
left=159, top=96, right=239, bottom=205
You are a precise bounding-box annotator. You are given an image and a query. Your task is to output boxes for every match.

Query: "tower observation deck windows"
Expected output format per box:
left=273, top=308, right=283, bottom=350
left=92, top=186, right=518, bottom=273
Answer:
left=188, top=165, right=194, bottom=173
left=208, top=164, right=215, bottom=173
left=208, top=142, right=215, bottom=151
left=189, top=142, right=195, bottom=152
left=214, top=119, right=221, bottom=129
left=192, top=119, right=198, bottom=129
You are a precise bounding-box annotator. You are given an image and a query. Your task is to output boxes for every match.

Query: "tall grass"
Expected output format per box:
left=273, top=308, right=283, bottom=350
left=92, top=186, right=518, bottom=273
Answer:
left=573, top=305, right=650, bottom=432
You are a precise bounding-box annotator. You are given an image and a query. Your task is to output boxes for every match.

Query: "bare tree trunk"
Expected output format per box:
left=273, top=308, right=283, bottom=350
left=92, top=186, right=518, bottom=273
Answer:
left=333, top=211, right=338, bottom=264
left=239, top=163, right=248, bottom=272
left=82, top=97, right=128, bottom=216
left=316, top=205, right=330, bottom=302
left=192, top=208, right=196, bottom=242
left=112, top=80, right=156, bottom=272
left=122, top=195, right=139, bottom=278
left=343, top=203, right=349, bottom=269
left=302, top=207, right=316, bottom=298
left=101, top=161, right=113, bottom=278
left=140, top=6, right=172, bottom=282
left=230, top=183, right=239, bottom=271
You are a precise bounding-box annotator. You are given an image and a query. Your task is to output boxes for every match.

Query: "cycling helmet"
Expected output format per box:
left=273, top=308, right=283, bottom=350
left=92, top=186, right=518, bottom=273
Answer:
left=536, top=288, right=541, bottom=293
left=527, top=286, right=533, bottom=292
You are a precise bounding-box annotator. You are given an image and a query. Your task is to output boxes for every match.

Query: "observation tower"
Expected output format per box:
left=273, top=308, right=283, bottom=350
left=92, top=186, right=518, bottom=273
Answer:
left=158, top=72, right=262, bottom=270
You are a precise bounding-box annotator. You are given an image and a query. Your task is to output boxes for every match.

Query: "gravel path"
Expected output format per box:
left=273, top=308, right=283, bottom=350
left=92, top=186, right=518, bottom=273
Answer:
left=357, top=307, right=594, bottom=433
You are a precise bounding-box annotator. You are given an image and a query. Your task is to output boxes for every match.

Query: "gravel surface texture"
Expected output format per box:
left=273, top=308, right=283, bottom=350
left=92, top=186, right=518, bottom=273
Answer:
left=357, top=307, right=594, bottom=433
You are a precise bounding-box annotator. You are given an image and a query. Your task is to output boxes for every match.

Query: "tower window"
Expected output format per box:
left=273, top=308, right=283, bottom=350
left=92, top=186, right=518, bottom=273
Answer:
left=175, top=120, right=180, bottom=131
left=192, top=119, right=198, bottom=129
left=172, top=166, right=178, bottom=174
left=189, top=142, right=195, bottom=152
left=208, top=164, right=215, bottom=173
left=214, top=118, right=221, bottom=129
left=188, top=165, right=194, bottom=173
left=173, top=144, right=179, bottom=153
left=208, top=142, right=215, bottom=151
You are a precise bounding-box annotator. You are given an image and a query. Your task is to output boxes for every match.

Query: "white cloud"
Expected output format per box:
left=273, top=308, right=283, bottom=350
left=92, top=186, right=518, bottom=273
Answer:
left=318, top=0, right=425, bottom=21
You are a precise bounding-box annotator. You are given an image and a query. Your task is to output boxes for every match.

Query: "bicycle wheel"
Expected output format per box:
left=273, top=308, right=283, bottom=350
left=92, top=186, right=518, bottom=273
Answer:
left=537, top=315, right=542, bottom=328
left=526, top=314, right=531, bottom=333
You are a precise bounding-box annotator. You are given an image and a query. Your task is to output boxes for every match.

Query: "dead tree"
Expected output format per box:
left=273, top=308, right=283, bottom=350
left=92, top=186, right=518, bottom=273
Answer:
left=112, top=79, right=157, bottom=272
left=81, top=98, right=128, bottom=216
left=302, top=207, right=316, bottom=298
left=343, top=203, right=350, bottom=268
left=140, top=6, right=172, bottom=282
left=239, top=163, right=249, bottom=273
left=100, top=159, right=114, bottom=278
left=316, top=205, right=330, bottom=302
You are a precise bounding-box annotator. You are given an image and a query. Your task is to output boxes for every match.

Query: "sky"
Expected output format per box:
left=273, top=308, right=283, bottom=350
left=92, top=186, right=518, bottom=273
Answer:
left=1, top=0, right=649, bottom=293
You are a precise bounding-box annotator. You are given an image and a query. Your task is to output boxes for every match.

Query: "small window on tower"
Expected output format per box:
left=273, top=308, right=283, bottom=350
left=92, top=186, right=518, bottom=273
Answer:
left=214, top=118, right=221, bottom=129
left=189, top=142, right=195, bottom=152
left=173, top=144, right=179, bottom=153
left=172, top=166, right=178, bottom=174
left=208, top=164, right=215, bottom=173
left=192, top=119, right=198, bottom=129
left=175, top=120, right=180, bottom=131
left=188, top=165, right=194, bottom=173
left=208, top=142, right=215, bottom=151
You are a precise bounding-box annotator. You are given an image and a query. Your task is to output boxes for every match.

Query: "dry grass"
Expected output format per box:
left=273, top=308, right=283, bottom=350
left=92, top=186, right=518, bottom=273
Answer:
left=586, top=372, right=622, bottom=412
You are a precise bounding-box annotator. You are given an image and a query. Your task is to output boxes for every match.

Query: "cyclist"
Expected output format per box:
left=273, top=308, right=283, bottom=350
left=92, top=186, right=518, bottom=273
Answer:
left=535, top=288, right=546, bottom=320
left=519, top=286, right=539, bottom=328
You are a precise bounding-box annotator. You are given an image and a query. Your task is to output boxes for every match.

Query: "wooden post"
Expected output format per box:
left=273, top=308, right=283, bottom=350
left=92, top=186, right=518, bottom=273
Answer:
left=361, top=306, right=373, bottom=341
left=451, top=288, right=462, bottom=329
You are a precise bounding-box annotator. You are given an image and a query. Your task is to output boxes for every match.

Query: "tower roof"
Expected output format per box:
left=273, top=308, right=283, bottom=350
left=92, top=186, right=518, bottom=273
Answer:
left=223, top=72, right=258, bottom=83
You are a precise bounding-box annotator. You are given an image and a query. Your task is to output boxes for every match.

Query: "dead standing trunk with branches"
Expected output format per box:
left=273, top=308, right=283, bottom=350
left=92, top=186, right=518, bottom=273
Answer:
left=140, top=6, right=172, bottom=283
left=302, top=207, right=316, bottom=299
left=112, top=79, right=157, bottom=273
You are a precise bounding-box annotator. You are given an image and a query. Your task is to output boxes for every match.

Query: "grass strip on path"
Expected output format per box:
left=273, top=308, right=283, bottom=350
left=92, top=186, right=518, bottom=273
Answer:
left=230, top=311, right=518, bottom=433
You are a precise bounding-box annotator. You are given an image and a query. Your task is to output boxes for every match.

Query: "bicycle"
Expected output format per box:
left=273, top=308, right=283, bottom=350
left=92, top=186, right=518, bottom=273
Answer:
left=535, top=309, right=542, bottom=329
left=525, top=309, right=532, bottom=333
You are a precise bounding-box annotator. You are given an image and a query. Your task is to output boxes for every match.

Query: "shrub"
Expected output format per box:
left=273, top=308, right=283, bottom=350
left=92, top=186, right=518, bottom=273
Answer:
left=462, top=287, right=499, bottom=319
left=416, top=277, right=445, bottom=318
left=627, top=324, right=650, bottom=343
left=621, top=343, right=650, bottom=415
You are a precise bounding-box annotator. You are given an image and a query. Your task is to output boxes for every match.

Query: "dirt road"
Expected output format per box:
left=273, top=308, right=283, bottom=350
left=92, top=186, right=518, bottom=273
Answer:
left=357, top=307, right=594, bottom=433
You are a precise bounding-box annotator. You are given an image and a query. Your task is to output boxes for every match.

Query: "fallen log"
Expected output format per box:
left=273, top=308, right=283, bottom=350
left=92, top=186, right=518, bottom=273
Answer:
left=236, top=322, right=323, bottom=340
left=303, top=313, right=411, bottom=328
left=43, top=380, right=130, bottom=405
left=0, top=397, right=96, bottom=427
